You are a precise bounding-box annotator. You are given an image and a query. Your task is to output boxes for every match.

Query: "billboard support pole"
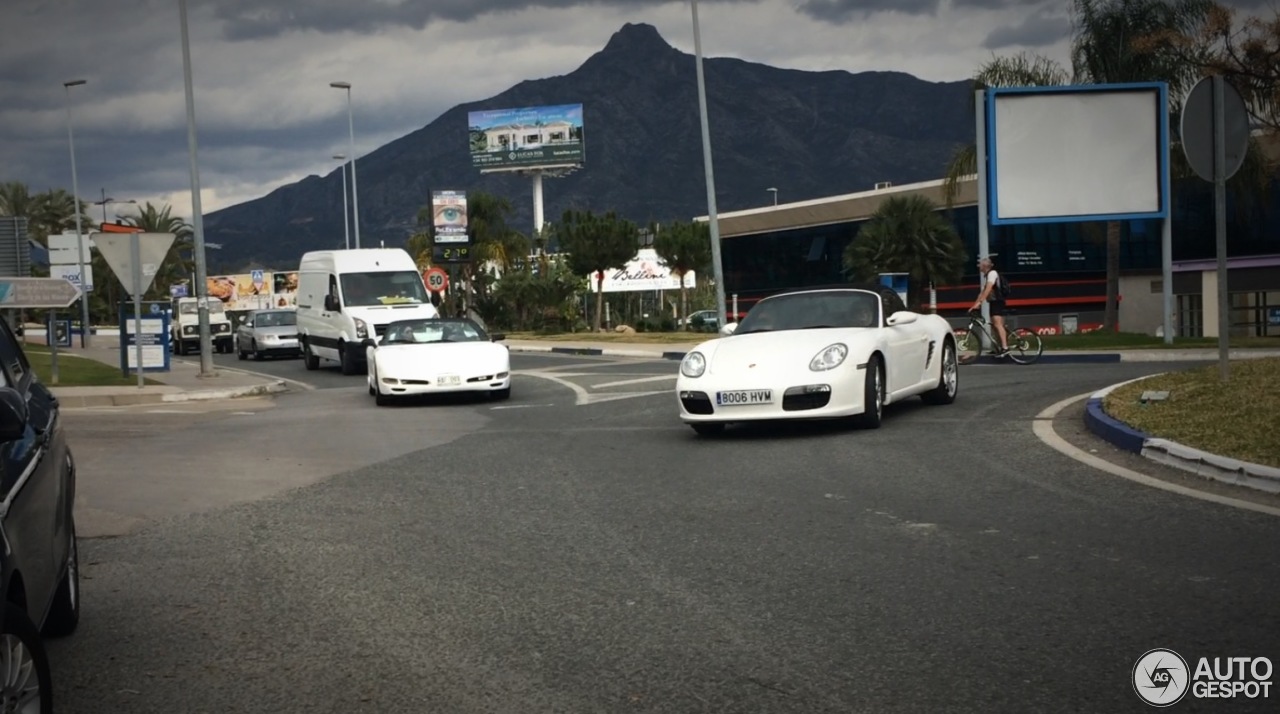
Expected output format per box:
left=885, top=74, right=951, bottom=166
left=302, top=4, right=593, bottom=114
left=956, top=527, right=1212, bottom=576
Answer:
left=974, top=89, right=992, bottom=351
left=532, top=170, right=544, bottom=241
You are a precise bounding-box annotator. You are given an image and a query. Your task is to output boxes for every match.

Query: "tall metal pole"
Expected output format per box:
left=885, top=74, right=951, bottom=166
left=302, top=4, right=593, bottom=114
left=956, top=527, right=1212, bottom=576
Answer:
left=1161, top=89, right=1174, bottom=345
left=1212, top=75, right=1229, bottom=381
left=690, top=0, right=728, bottom=327
left=331, top=83, right=362, bottom=249
left=179, top=0, right=214, bottom=376
left=974, top=89, right=993, bottom=349
left=532, top=171, right=545, bottom=239
left=335, top=154, right=350, bottom=250
left=63, top=79, right=91, bottom=349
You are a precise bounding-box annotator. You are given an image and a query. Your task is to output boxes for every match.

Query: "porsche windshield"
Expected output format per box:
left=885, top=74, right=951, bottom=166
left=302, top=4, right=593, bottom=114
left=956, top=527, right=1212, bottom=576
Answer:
left=340, top=271, right=429, bottom=307
left=736, top=291, right=880, bottom=333
left=380, top=319, right=488, bottom=345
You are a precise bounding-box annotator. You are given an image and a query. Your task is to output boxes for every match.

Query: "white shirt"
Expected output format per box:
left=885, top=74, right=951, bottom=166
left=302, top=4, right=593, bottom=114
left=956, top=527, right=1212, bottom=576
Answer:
left=983, top=269, right=1001, bottom=300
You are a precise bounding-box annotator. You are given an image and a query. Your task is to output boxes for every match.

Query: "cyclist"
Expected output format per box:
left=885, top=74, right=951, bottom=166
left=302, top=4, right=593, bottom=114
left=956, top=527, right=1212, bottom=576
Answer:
left=970, top=257, right=1009, bottom=357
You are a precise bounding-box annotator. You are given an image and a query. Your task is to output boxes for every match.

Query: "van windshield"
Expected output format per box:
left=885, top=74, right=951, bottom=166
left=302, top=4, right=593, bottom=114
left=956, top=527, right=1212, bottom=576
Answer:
left=178, top=299, right=226, bottom=315
left=340, top=271, right=429, bottom=307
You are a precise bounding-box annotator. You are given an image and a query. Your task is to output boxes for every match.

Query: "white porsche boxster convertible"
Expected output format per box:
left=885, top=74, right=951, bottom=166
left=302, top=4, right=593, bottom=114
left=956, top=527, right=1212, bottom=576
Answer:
left=675, top=285, right=958, bottom=436
left=365, top=318, right=511, bottom=406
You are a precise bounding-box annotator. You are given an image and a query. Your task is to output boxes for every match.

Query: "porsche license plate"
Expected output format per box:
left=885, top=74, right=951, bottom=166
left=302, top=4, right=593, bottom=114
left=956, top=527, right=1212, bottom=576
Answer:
left=437, top=375, right=461, bottom=387
left=716, top=389, right=771, bottom=406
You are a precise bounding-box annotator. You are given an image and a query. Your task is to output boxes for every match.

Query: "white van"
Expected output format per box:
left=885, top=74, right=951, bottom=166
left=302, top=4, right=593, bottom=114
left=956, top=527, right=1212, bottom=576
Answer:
left=295, top=248, right=439, bottom=374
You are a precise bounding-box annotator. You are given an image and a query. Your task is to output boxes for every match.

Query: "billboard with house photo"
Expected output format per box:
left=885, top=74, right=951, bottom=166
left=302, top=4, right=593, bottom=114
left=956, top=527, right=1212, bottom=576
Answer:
left=468, top=104, right=584, bottom=171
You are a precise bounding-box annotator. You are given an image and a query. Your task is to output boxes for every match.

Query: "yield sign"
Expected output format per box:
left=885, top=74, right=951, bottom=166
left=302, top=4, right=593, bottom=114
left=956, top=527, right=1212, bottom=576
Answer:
left=93, top=232, right=178, bottom=299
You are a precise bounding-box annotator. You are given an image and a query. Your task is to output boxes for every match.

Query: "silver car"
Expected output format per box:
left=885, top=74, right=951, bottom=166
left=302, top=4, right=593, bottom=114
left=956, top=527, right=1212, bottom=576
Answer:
left=235, top=309, right=301, bottom=360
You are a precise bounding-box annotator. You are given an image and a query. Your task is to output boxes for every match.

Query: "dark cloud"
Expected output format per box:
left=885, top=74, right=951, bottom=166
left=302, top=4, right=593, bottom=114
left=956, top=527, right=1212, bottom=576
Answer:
left=796, top=0, right=939, bottom=23
left=983, top=10, right=1071, bottom=49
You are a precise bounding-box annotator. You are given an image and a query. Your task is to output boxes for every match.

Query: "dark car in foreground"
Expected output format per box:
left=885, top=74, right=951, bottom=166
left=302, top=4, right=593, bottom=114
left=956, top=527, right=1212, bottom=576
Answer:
left=0, top=317, right=80, bottom=712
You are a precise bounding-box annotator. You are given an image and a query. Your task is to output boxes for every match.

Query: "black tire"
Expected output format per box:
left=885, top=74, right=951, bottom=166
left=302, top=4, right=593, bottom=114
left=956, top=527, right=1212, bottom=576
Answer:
left=252, top=340, right=264, bottom=361
left=303, top=341, right=319, bottom=371
left=854, top=355, right=884, bottom=429
left=236, top=338, right=247, bottom=360
left=339, top=342, right=360, bottom=376
left=374, top=387, right=393, bottom=407
left=175, top=337, right=186, bottom=356
left=956, top=328, right=982, bottom=364
left=1006, top=327, right=1044, bottom=365
left=921, top=339, right=958, bottom=405
left=0, top=604, right=54, bottom=714
left=690, top=422, right=725, bottom=437
left=491, top=387, right=511, bottom=401
left=42, top=519, right=79, bottom=638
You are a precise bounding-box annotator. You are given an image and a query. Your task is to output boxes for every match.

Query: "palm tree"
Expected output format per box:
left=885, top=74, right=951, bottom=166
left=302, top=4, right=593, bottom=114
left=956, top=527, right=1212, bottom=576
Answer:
left=842, top=195, right=968, bottom=312
left=944, top=0, right=1220, bottom=331
left=0, top=181, right=36, bottom=218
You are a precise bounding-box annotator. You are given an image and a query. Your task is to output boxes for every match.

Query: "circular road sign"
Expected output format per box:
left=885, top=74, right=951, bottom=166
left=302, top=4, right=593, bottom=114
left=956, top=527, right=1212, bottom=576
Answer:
left=1181, top=75, right=1250, bottom=182
left=425, top=267, right=449, bottom=293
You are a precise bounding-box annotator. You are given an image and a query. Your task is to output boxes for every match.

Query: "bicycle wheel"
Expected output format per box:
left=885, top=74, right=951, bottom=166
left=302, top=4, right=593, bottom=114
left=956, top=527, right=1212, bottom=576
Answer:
left=956, top=326, right=983, bottom=364
left=1006, top=327, right=1043, bottom=364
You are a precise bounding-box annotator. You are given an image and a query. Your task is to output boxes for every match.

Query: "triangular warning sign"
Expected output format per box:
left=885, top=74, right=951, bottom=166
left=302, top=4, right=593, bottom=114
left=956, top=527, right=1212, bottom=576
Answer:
left=92, top=232, right=177, bottom=299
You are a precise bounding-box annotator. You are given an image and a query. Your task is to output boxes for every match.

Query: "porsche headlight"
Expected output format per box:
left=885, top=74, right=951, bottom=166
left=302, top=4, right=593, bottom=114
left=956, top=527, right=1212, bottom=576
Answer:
left=680, top=351, right=706, bottom=378
left=354, top=318, right=368, bottom=339
left=809, top=343, right=848, bottom=371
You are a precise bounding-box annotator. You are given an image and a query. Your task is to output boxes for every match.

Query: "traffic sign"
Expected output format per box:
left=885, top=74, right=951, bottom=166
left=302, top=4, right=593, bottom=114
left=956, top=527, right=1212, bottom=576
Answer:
left=1181, top=75, right=1250, bottom=182
left=424, top=266, right=449, bottom=293
left=0, top=277, right=82, bottom=308
left=93, top=232, right=177, bottom=299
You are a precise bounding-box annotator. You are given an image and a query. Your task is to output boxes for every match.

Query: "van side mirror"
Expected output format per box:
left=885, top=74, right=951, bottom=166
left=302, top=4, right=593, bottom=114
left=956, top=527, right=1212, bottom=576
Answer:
left=0, top=387, right=29, bottom=441
left=324, top=294, right=340, bottom=312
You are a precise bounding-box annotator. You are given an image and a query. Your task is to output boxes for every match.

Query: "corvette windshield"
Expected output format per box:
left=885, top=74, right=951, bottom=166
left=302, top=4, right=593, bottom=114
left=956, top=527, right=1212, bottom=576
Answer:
left=736, top=291, right=880, bottom=333
left=380, top=319, right=488, bottom=345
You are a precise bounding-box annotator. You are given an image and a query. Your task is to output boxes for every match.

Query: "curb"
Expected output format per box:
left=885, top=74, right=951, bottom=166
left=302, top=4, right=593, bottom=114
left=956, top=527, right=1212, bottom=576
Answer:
left=1082, top=377, right=1280, bottom=495
left=55, top=380, right=289, bottom=408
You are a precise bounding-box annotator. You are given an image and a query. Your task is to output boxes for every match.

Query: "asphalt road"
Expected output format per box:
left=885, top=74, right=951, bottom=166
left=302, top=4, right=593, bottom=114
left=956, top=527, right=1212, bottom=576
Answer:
left=49, top=355, right=1280, bottom=713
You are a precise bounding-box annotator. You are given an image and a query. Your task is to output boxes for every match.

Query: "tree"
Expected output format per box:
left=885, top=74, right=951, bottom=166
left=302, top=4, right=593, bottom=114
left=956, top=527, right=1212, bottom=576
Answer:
left=554, top=209, right=638, bottom=332
left=652, top=220, right=712, bottom=329
left=944, top=0, right=1220, bottom=332
left=841, top=195, right=967, bottom=312
left=410, top=190, right=530, bottom=313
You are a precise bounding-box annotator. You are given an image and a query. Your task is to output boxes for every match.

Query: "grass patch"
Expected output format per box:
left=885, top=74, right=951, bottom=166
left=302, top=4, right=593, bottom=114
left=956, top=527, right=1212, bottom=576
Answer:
left=505, top=331, right=709, bottom=344
left=1042, top=331, right=1279, bottom=351
left=1104, top=357, right=1280, bottom=468
left=22, top=344, right=159, bottom=386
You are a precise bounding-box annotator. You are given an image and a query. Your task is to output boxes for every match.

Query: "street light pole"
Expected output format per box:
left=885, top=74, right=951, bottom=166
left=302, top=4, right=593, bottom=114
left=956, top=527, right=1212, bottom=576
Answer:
left=767, top=187, right=778, bottom=206
left=330, top=82, right=360, bottom=249
left=690, top=0, right=728, bottom=326
left=334, top=154, right=350, bottom=250
left=63, top=79, right=91, bottom=349
left=179, top=0, right=214, bottom=376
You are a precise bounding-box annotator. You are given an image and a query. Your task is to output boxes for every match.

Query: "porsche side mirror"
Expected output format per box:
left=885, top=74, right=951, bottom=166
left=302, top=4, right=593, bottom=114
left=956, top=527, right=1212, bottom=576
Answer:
left=886, top=311, right=918, bottom=326
left=719, top=322, right=738, bottom=336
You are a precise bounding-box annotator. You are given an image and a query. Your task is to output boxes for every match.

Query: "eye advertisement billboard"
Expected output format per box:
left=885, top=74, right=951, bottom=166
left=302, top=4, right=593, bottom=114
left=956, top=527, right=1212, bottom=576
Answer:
left=431, top=190, right=469, bottom=244
left=468, top=104, right=584, bottom=171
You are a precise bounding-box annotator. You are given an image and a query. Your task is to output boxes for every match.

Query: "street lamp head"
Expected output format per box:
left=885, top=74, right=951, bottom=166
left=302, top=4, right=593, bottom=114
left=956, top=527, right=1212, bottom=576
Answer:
left=329, top=81, right=351, bottom=89
left=333, top=154, right=346, bottom=160
left=63, top=79, right=87, bottom=88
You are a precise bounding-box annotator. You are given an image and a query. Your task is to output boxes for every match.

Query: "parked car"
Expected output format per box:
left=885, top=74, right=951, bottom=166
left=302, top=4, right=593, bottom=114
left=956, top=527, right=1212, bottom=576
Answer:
left=366, top=318, right=510, bottom=406
left=0, top=316, right=80, bottom=711
left=678, top=309, right=720, bottom=332
left=675, top=284, right=959, bottom=436
left=235, top=309, right=301, bottom=361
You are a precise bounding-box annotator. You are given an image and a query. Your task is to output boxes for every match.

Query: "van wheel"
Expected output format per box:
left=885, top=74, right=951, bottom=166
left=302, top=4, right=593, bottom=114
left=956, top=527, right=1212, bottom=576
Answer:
left=339, top=342, right=360, bottom=375
left=303, top=342, right=319, bottom=371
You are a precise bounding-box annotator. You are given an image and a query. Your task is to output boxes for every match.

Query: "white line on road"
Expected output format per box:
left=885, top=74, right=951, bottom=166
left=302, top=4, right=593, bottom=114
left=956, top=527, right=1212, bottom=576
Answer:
left=1033, top=392, right=1280, bottom=518
left=490, top=403, right=553, bottom=410
left=592, top=374, right=678, bottom=389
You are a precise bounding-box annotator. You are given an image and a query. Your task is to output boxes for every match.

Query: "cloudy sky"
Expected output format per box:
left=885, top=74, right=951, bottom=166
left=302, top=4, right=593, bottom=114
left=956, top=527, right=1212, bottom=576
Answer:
left=0, top=0, right=1266, bottom=223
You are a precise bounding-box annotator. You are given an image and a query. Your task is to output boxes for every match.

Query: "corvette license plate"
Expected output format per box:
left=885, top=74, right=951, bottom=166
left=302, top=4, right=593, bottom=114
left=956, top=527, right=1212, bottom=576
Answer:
left=437, top=375, right=461, bottom=386
left=716, top=389, right=771, bottom=406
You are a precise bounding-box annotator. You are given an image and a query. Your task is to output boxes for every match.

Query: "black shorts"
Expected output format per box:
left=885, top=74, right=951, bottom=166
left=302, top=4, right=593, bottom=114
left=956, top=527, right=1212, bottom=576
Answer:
left=987, top=300, right=1007, bottom=317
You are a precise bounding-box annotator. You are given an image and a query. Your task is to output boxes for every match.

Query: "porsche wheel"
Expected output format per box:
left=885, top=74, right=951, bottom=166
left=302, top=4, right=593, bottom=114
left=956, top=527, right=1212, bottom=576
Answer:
left=921, top=340, right=958, bottom=405
left=690, top=422, right=725, bottom=437
left=854, top=355, right=884, bottom=429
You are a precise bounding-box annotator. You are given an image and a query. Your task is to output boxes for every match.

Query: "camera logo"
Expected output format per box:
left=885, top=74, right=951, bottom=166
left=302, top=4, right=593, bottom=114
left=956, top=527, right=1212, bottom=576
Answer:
left=1134, top=648, right=1190, bottom=706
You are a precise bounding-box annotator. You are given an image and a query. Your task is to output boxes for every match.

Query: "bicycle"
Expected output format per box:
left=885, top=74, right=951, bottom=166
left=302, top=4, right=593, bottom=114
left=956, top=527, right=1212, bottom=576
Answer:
left=956, top=309, right=1043, bottom=365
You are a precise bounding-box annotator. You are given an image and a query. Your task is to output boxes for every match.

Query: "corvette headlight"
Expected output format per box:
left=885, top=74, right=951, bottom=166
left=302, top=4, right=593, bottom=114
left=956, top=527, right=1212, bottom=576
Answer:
left=809, top=343, right=848, bottom=371
left=680, top=351, right=706, bottom=378
left=354, top=318, right=368, bottom=339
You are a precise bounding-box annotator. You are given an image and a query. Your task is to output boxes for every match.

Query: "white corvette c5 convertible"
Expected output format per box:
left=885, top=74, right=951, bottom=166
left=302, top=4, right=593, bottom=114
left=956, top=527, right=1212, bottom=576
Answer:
left=675, top=285, right=958, bottom=436
left=366, top=318, right=511, bottom=406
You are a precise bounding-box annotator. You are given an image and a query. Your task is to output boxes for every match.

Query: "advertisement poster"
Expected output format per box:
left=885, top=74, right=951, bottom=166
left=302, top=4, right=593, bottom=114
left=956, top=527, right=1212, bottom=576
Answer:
left=432, top=191, right=469, bottom=244
left=468, top=104, right=584, bottom=170
left=272, top=271, right=299, bottom=308
left=592, top=249, right=696, bottom=293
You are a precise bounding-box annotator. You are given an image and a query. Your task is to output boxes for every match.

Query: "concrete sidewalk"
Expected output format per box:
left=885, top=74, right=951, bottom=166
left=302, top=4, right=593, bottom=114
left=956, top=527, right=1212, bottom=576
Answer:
left=503, top=337, right=1280, bottom=363
left=33, top=344, right=289, bottom=408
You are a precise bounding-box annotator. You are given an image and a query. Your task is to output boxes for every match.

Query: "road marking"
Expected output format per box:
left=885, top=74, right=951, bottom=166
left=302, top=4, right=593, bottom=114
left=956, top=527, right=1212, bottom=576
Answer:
left=1033, top=392, right=1280, bottom=518
left=518, top=372, right=670, bottom=406
left=490, top=403, right=553, bottom=410
left=593, top=374, right=678, bottom=389
left=144, top=409, right=196, bottom=414
left=232, top=411, right=256, bottom=415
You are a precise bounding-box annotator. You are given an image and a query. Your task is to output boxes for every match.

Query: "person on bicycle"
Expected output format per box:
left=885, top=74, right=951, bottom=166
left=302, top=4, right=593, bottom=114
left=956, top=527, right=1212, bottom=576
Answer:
left=970, top=257, right=1009, bottom=356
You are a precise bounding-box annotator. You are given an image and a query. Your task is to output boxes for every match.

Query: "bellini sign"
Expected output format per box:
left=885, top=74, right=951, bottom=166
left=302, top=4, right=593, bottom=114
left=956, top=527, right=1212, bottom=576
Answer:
left=592, top=249, right=697, bottom=293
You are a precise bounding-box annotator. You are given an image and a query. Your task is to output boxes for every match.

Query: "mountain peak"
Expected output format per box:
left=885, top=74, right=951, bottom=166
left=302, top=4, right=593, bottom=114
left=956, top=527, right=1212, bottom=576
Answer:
left=601, top=23, right=673, bottom=55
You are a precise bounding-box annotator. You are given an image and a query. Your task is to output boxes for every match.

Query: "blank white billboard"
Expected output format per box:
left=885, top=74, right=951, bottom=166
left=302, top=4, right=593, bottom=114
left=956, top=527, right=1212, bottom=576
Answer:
left=988, top=86, right=1165, bottom=223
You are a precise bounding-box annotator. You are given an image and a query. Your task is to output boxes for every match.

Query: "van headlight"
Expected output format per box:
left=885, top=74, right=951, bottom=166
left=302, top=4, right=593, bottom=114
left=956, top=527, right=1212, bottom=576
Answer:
left=809, top=343, right=848, bottom=371
left=680, top=351, right=706, bottom=378
left=354, top=318, right=368, bottom=339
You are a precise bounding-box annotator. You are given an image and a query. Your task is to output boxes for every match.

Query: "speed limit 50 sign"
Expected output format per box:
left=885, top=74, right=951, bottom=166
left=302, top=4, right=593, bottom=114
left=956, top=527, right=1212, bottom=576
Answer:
left=424, top=266, right=449, bottom=293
